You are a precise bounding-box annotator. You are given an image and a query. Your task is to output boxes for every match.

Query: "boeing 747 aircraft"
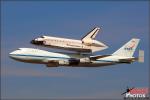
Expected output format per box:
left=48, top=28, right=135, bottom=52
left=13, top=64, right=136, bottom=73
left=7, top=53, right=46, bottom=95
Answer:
left=30, top=27, right=108, bottom=53
left=9, top=38, right=144, bottom=67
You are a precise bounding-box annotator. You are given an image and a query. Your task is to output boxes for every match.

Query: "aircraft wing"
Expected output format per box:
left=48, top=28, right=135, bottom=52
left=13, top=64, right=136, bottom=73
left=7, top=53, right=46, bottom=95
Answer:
left=46, top=60, right=59, bottom=67
left=90, top=55, right=111, bottom=60
left=46, top=58, right=80, bottom=67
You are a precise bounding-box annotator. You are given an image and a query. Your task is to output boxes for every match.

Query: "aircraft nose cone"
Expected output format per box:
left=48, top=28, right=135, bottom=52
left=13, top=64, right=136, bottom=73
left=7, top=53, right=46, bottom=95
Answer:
left=30, top=39, right=44, bottom=45
left=30, top=40, right=36, bottom=44
left=9, top=50, right=21, bottom=61
left=9, top=51, right=15, bottom=55
left=9, top=51, right=16, bottom=58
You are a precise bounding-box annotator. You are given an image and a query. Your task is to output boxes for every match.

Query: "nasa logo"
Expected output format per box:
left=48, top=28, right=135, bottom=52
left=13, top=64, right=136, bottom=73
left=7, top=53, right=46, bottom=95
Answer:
left=124, top=40, right=135, bottom=50
left=124, top=47, right=133, bottom=50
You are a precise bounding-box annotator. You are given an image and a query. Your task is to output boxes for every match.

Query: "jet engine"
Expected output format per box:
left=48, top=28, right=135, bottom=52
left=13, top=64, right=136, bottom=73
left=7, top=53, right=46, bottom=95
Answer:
left=80, top=57, right=90, bottom=63
left=46, top=63, right=59, bottom=67
left=59, top=59, right=80, bottom=66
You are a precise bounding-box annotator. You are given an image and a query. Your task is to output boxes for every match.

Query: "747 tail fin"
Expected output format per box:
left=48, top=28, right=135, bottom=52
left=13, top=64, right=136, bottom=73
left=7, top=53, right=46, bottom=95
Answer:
left=112, top=38, right=140, bottom=57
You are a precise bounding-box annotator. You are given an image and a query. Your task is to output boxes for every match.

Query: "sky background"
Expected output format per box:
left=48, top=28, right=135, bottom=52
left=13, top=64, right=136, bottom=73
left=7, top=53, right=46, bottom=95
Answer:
left=1, top=1, right=149, bottom=99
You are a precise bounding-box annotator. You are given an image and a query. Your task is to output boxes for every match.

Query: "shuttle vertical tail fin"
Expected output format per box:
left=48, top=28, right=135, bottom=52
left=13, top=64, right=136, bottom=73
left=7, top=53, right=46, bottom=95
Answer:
left=81, top=27, right=100, bottom=42
left=112, top=38, right=140, bottom=57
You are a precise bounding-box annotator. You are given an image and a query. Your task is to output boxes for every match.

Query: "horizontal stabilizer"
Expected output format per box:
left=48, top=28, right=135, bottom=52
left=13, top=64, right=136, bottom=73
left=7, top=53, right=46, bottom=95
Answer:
left=118, top=58, right=137, bottom=63
left=138, top=50, right=144, bottom=63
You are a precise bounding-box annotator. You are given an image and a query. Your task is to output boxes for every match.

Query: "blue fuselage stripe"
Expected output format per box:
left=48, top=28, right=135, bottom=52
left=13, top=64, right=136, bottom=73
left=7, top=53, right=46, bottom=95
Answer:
left=10, top=54, right=70, bottom=59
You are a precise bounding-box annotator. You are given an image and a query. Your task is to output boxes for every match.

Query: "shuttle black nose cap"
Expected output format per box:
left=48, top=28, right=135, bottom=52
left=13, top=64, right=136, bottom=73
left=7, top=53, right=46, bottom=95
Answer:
left=30, top=40, right=44, bottom=45
left=30, top=40, right=35, bottom=44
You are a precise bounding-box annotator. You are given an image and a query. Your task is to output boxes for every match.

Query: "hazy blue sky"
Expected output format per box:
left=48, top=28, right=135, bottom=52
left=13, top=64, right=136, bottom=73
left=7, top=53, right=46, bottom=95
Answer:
left=1, top=1, right=149, bottom=99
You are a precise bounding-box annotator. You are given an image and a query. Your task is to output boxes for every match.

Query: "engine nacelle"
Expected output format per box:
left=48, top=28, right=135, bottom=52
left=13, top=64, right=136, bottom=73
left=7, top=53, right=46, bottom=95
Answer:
left=69, top=59, right=80, bottom=65
left=59, top=60, right=69, bottom=65
left=80, top=57, right=90, bottom=63
left=59, top=59, right=80, bottom=66
left=46, top=63, right=59, bottom=67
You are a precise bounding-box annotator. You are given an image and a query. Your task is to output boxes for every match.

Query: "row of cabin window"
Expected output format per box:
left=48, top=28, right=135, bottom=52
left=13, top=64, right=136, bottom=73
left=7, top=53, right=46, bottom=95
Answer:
left=47, top=39, right=80, bottom=44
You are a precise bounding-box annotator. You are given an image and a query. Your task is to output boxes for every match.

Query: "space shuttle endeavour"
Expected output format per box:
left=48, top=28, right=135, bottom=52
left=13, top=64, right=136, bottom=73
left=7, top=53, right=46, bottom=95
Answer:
left=31, top=27, right=108, bottom=53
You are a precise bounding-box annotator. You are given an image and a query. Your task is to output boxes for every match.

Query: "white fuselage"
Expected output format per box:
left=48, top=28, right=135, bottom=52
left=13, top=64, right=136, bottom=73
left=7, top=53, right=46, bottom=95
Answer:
left=9, top=48, right=134, bottom=67
left=31, top=36, right=108, bottom=53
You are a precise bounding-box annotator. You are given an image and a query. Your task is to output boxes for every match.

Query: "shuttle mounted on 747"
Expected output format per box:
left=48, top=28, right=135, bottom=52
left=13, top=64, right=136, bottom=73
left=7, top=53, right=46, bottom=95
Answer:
left=30, top=27, right=108, bottom=53
left=9, top=38, right=144, bottom=67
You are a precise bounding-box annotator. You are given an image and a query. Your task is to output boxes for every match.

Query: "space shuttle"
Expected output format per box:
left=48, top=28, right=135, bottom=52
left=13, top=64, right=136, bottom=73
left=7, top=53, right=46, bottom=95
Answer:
left=31, top=27, right=108, bottom=53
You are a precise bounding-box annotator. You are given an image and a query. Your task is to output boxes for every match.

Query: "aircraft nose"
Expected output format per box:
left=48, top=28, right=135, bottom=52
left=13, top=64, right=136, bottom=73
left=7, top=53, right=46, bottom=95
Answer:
left=9, top=50, right=22, bottom=61
left=9, top=51, right=17, bottom=58
left=30, top=39, right=44, bottom=45
left=30, top=39, right=36, bottom=44
left=9, top=51, right=16, bottom=55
